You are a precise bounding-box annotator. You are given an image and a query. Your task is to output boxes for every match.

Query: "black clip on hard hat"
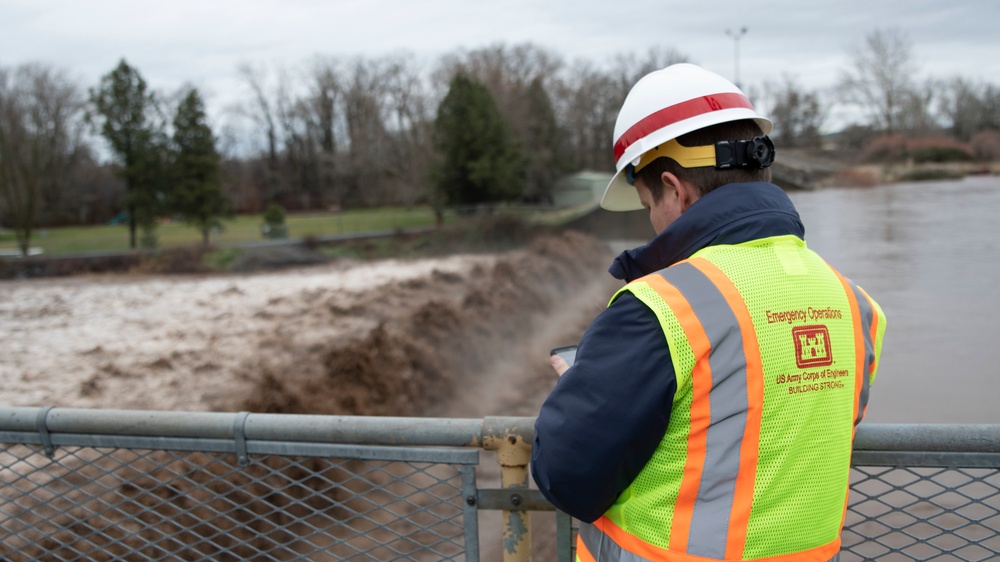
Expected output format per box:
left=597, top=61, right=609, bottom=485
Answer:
left=714, top=135, right=775, bottom=170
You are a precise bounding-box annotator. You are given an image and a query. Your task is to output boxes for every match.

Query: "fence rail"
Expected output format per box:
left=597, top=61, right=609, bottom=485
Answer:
left=0, top=407, right=997, bottom=561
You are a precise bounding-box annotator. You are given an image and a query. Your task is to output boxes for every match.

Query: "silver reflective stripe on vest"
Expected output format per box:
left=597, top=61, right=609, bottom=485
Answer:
left=579, top=521, right=652, bottom=562
left=846, top=280, right=875, bottom=427
left=659, top=262, right=750, bottom=559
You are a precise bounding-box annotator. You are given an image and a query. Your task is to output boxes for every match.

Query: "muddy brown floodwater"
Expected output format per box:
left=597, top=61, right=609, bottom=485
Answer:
left=0, top=231, right=618, bottom=416
left=0, top=230, right=622, bottom=561
left=788, top=175, right=1000, bottom=424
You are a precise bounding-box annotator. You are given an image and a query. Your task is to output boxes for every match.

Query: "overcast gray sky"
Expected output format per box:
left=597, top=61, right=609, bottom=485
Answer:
left=3, top=0, right=999, bottom=129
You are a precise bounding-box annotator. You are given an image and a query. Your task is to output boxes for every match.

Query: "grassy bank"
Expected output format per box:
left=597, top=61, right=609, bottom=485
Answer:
left=0, top=206, right=439, bottom=257
left=0, top=206, right=576, bottom=278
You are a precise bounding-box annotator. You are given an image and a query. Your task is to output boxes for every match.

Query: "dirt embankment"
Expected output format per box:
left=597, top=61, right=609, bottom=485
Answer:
left=245, top=232, right=617, bottom=419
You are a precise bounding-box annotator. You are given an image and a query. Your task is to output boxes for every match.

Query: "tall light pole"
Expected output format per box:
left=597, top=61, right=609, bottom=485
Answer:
left=725, top=27, right=748, bottom=88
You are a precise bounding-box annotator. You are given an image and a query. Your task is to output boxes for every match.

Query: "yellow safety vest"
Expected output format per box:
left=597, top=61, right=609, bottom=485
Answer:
left=577, top=235, right=885, bottom=562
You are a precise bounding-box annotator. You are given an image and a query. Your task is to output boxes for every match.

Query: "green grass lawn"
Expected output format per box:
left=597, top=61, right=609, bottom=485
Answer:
left=0, top=207, right=441, bottom=257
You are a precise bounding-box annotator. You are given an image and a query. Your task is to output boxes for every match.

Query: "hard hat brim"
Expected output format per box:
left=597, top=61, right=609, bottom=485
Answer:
left=601, top=170, right=644, bottom=212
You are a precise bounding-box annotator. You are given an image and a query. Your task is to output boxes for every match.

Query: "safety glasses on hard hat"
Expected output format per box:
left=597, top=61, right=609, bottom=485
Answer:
left=625, top=135, right=775, bottom=185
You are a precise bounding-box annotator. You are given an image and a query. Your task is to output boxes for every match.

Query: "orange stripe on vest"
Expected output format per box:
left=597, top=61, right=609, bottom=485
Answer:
left=644, top=273, right=712, bottom=553
left=595, top=515, right=842, bottom=562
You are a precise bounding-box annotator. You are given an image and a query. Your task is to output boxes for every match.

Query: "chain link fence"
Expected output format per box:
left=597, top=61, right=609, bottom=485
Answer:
left=843, top=425, right=1000, bottom=561
left=0, top=408, right=997, bottom=561
left=0, top=445, right=477, bottom=561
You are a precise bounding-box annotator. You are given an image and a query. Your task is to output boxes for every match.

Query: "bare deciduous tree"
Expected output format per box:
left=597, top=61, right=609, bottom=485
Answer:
left=340, top=57, right=395, bottom=206
left=938, top=77, right=1000, bottom=141
left=838, top=27, right=917, bottom=134
left=237, top=63, right=285, bottom=206
left=608, top=46, right=689, bottom=95
left=434, top=43, right=563, bottom=108
left=763, top=74, right=825, bottom=148
left=896, top=78, right=941, bottom=135
left=382, top=56, right=434, bottom=208
left=552, top=61, right=621, bottom=172
left=305, top=56, right=343, bottom=207
left=0, top=64, right=85, bottom=256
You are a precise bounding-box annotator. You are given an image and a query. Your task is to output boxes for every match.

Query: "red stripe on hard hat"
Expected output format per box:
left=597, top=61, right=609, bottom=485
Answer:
left=613, top=92, right=755, bottom=161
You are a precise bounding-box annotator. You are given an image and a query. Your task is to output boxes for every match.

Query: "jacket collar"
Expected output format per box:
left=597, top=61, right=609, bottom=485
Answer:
left=608, top=182, right=805, bottom=282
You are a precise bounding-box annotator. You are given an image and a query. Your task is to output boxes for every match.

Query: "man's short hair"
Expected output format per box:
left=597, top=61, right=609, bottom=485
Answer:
left=636, top=119, right=772, bottom=201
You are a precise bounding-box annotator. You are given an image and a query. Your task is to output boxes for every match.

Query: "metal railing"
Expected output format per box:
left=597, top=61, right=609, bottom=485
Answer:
left=847, top=425, right=1000, bottom=561
left=0, top=407, right=997, bottom=561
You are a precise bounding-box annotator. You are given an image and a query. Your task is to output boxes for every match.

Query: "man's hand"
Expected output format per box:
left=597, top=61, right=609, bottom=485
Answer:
left=550, top=353, right=570, bottom=377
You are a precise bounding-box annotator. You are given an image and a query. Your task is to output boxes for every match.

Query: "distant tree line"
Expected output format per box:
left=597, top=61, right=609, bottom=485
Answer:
left=1, top=28, right=999, bottom=255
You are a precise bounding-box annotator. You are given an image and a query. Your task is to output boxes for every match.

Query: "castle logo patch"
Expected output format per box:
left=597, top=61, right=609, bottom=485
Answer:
left=793, top=325, right=833, bottom=368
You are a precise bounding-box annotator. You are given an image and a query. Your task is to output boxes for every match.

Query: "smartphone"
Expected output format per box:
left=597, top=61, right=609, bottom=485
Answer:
left=550, top=345, right=578, bottom=367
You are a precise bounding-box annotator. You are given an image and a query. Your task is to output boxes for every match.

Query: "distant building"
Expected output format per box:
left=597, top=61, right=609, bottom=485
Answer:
left=551, top=171, right=612, bottom=208
left=552, top=171, right=655, bottom=242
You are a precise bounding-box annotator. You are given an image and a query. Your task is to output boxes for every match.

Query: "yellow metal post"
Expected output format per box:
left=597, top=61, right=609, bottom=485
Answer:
left=483, top=419, right=534, bottom=562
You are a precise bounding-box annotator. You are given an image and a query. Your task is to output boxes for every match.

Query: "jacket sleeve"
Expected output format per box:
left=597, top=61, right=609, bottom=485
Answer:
left=531, top=292, right=677, bottom=522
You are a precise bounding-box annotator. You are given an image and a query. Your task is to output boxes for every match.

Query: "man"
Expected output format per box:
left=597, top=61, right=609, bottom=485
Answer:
left=531, top=63, right=886, bottom=561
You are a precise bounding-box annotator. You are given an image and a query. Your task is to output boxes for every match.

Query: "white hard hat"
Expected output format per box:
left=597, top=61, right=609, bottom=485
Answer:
left=601, top=63, right=773, bottom=211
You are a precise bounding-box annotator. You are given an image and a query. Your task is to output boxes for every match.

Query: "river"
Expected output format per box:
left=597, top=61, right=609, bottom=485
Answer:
left=788, top=175, right=1000, bottom=424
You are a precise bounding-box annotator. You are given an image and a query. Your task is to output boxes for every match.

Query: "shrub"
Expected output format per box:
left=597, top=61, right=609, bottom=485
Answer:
left=261, top=204, right=289, bottom=239
left=970, top=130, right=1000, bottom=162
left=832, top=168, right=880, bottom=188
left=862, top=134, right=974, bottom=163
left=262, top=204, right=286, bottom=226
left=202, top=249, right=241, bottom=271
left=906, top=136, right=973, bottom=163
left=861, top=134, right=908, bottom=163
left=911, top=146, right=974, bottom=163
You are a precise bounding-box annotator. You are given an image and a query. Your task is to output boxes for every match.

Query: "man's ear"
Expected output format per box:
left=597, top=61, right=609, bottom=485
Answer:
left=660, top=171, right=699, bottom=212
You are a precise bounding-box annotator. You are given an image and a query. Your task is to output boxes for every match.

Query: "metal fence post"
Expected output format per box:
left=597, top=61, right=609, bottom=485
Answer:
left=482, top=417, right=535, bottom=562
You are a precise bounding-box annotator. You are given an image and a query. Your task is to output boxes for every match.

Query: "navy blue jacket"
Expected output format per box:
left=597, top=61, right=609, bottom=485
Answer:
left=531, top=182, right=806, bottom=523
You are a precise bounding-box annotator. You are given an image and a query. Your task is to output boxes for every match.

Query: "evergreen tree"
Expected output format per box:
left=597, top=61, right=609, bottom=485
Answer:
left=89, top=59, right=166, bottom=248
left=169, top=88, right=230, bottom=246
left=431, top=73, right=524, bottom=208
